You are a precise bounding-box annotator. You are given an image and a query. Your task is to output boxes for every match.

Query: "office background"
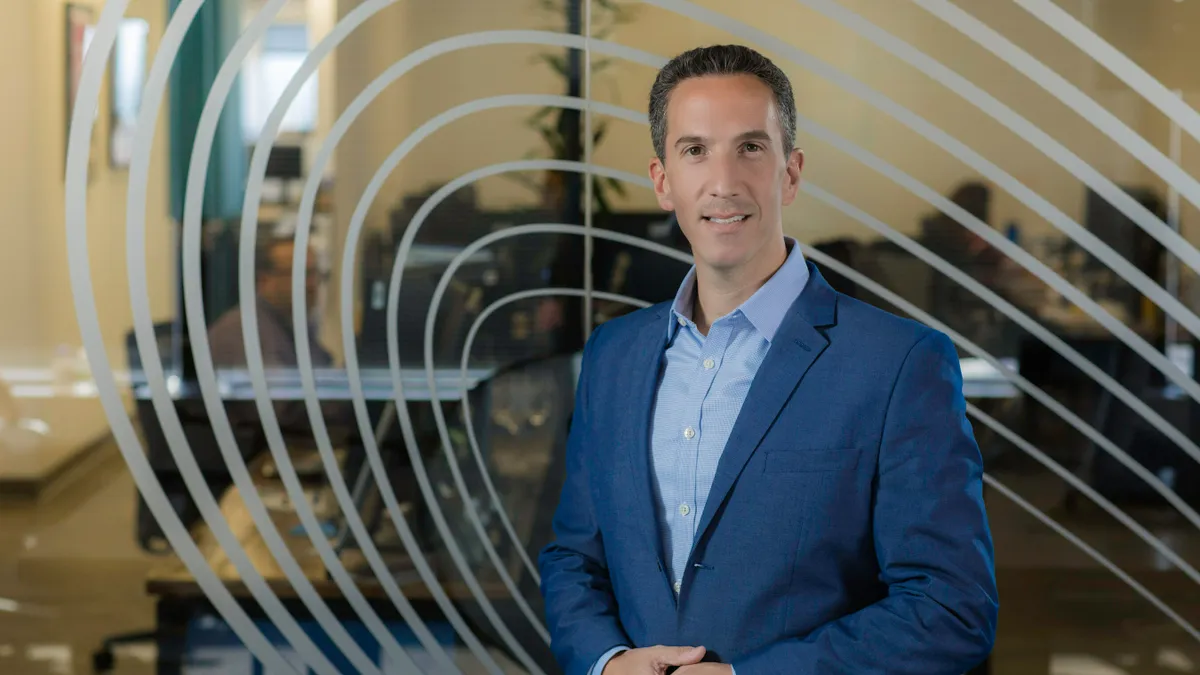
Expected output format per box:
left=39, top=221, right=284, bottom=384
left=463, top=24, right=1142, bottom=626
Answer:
left=3, top=0, right=1200, bottom=673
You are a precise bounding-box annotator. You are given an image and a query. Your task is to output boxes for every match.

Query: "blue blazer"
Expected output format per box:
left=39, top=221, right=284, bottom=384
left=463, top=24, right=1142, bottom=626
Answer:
left=539, top=263, right=998, bottom=675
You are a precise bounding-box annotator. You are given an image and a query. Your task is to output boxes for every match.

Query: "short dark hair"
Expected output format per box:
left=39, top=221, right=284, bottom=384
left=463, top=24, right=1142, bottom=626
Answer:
left=255, top=237, right=293, bottom=279
left=649, top=44, right=797, bottom=162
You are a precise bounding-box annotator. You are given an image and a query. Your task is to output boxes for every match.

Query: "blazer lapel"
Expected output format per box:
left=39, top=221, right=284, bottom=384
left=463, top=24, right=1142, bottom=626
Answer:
left=613, top=307, right=672, bottom=563
left=690, top=262, right=840, bottom=552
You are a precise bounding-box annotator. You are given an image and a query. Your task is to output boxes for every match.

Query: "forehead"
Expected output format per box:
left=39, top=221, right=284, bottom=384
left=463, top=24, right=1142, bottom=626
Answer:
left=267, top=242, right=295, bottom=263
left=264, top=242, right=315, bottom=268
left=665, top=74, right=781, bottom=140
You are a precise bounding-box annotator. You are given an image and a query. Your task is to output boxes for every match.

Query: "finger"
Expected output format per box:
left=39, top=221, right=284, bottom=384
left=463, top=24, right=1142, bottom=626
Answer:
left=657, top=645, right=706, bottom=667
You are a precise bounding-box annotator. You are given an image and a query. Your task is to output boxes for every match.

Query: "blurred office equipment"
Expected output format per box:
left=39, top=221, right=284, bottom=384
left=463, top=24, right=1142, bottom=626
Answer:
left=1080, top=185, right=1167, bottom=334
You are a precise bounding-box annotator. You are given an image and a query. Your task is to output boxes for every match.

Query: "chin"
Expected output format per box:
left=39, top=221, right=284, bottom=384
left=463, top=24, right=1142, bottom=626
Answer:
left=698, top=247, right=753, bottom=272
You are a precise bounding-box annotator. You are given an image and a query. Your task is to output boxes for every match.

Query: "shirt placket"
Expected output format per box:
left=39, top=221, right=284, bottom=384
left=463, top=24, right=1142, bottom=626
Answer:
left=690, top=321, right=733, bottom=543
left=674, top=321, right=731, bottom=582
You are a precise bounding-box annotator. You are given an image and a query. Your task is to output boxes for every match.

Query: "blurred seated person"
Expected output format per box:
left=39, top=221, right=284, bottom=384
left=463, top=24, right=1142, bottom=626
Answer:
left=923, top=182, right=1003, bottom=290
left=208, top=237, right=332, bottom=370
left=921, top=181, right=1041, bottom=355
left=208, top=237, right=346, bottom=444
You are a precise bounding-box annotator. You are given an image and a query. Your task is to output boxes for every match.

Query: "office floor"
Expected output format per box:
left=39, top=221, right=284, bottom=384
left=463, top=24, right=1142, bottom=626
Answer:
left=3, top=434, right=1200, bottom=674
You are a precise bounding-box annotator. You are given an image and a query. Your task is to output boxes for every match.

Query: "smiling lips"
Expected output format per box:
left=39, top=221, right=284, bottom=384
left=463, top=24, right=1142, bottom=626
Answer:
left=704, top=214, right=748, bottom=224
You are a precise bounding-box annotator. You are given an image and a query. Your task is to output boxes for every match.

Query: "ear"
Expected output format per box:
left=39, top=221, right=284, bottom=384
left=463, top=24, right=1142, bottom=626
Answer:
left=781, top=147, right=804, bottom=207
left=649, top=156, right=675, bottom=211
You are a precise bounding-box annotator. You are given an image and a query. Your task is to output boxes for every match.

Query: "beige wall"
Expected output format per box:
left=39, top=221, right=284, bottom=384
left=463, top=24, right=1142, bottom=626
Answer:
left=0, top=0, right=1182, bottom=367
left=0, top=0, right=174, bottom=366
left=0, top=0, right=42, bottom=364
left=325, top=0, right=1200, bottom=332
left=36, top=0, right=175, bottom=371
left=0, top=0, right=1179, bottom=368
left=0, top=0, right=173, bottom=456
left=331, top=0, right=1200, bottom=244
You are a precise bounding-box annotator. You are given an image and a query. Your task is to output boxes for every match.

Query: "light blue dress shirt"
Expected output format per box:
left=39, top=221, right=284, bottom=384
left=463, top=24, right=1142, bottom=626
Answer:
left=591, top=238, right=809, bottom=675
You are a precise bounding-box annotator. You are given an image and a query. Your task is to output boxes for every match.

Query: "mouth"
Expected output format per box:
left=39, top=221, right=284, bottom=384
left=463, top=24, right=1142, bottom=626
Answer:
left=703, top=214, right=749, bottom=225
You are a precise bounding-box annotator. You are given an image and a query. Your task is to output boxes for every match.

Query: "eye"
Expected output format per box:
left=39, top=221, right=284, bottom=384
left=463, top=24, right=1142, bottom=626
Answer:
left=684, top=145, right=705, bottom=156
left=743, top=142, right=763, bottom=153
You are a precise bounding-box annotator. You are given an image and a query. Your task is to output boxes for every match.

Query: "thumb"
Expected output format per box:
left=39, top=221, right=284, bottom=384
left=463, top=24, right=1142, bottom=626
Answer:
left=658, top=645, right=706, bottom=666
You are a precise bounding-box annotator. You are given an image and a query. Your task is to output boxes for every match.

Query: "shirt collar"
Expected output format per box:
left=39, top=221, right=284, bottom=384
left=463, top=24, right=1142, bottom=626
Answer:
left=667, top=237, right=810, bottom=343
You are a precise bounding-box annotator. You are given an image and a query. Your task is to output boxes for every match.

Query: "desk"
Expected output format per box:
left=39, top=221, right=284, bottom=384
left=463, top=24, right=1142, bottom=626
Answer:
left=130, top=366, right=496, bottom=402
left=961, top=357, right=1020, bottom=399
left=129, top=365, right=499, bottom=558
left=139, top=474, right=532, bottom=674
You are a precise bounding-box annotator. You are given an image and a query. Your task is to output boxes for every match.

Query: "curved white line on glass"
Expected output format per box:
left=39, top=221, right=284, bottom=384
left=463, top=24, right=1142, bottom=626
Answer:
left=396, top=224, right=692, bottom=634
left=432, top=158, right=1200, bottom=588
left=391, top=161, right=654, bottom=588
left=981, top=474, right=1200, bottom=643
left=1013, top=0, right=1200, bottom=146
left=802, top=183, right=1200, bottom=532
left=64, top=0, right=295, bottom=671
left=291, top=33, right=665, bottom=672
left=371, top=90, right=1200, bottom=514
left=970, top=403, right=1200, bottom=586
left=297, top=31, right=1200, bottom=479
left=797, top=117, right=1200, bottom=466
left=294, top=27, right=1200, bottom=661
left=458, top=288, right=654, bottom=583
left=643, top=0, right=1200, bottom=352
left=804, top=247, right=1200, bottom=589
left=228, top=0, right=460, bottom=670
left=419, top=228, right=687, bottom=604
left=652, top=0, right=1200, bottom=401
left=344, top=95, right=1200, bottom=646
left=342, top=105, right=646, bottom=675
left=129, top=0, right=344, bottom=670
left=802, top=0, right=1200, bottom=282
left=169, top=0, right=411, bottom=671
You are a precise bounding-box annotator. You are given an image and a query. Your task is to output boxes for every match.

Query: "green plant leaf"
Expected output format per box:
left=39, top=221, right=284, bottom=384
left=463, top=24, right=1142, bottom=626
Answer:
left=537, top=125, right=567, bottom=157
left=604, top=176, right=627, bottom=197
left=534, top=52, right=570, bottom=77
left=526, top=106, right=557, bottom=125
left=593, top=183, right=613, bottom=214
left=592, top=120, right=609, bottom=146
left=500, top=171, right=541, bottom=192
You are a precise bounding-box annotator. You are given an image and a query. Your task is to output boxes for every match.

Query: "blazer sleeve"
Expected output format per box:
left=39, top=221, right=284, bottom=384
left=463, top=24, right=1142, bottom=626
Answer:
left=538, top=323, right=632, bottom=675
left=733, top=329, right=999, bottom=675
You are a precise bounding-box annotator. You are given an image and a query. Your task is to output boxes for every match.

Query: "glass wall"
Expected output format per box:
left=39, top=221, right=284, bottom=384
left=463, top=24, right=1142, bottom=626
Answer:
left=2, top=0, right=1200, bottom=673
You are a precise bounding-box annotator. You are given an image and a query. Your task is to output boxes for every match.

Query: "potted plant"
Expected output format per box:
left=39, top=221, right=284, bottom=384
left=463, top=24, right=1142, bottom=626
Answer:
left=510, top=0, right=638, bottom=216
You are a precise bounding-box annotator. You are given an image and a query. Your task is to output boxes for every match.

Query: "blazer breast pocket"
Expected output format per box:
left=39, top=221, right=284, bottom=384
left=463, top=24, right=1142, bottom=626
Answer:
left=762, top=447, right=861, bottom=474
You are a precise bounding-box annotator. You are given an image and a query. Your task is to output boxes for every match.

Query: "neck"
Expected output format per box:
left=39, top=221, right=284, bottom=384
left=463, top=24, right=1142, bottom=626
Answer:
left=692, top=237, right=788, bottom=334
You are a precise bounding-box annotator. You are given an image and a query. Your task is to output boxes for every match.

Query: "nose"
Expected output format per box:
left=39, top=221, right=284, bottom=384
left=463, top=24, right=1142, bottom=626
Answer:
left=708, top=153, right=741, bottom=199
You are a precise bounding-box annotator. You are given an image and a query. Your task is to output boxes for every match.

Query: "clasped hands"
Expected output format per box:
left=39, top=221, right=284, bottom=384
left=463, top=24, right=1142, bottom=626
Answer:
left=602, top=645, right=731, bottom=675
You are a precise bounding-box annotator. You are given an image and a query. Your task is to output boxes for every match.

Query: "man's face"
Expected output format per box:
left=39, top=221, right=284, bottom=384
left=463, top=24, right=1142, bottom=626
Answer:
left=649, top=74, right=803, bottom=274
left=258, top=241, right=320, bottom=314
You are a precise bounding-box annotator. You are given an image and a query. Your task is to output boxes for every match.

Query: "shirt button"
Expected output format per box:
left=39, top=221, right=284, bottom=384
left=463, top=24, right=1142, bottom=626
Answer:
left=677, top=316, right=687, bottom=326
left=678, top=503, right=690, bottom=516
left=673, top=580, right=682, bottom=593
left=683, top=426, right=695, bottom=440
left=702, top=358, right=715, bottom=369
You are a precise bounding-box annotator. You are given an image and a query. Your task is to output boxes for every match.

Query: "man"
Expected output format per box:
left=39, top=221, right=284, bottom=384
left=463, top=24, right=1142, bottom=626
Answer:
left=538, top=45, right=998, bottom=675
left=207, top=237, right=342, bottom=443
left=208, top=237, right=331, bottom=371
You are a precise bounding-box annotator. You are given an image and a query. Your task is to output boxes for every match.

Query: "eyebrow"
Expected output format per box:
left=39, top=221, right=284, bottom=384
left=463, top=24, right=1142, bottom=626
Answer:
left=673, top=129, right=774, bottom=148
